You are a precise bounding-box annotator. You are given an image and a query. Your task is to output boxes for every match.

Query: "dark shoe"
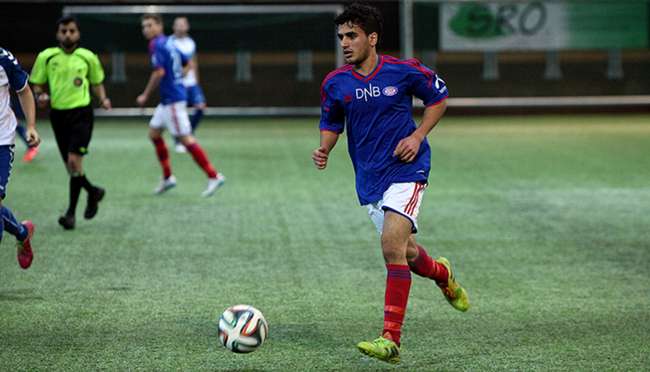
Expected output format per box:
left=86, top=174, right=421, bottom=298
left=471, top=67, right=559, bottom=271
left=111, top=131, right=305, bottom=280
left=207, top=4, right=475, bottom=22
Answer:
left=58, top=214, right=75, bottom=230
left=84, top=187, right=105, bottom=219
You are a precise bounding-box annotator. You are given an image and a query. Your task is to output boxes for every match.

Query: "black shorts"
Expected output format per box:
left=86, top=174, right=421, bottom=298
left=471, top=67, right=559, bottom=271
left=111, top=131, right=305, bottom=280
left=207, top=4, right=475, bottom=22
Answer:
left=50, top=105, right=94, bottom=161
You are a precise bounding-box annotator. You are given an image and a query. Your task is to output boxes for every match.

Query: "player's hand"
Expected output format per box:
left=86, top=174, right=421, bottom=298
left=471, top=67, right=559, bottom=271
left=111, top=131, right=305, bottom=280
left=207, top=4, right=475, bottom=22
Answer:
left=100, top=97, right=112, bottom=110
left=37, top=93, right=50, bottom=109
left=136, top=94, right=148, bottom=107
left=25, top=127, right=41, bottom=147
left=312, top=146, right=329, bottom=170
left=393, top=133, right=423, bottom=163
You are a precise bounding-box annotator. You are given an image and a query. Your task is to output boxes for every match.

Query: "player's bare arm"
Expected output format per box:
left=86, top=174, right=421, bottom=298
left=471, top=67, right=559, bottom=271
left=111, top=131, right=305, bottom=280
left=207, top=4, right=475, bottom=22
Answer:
left=16, top=84, right=40, bottom=147
left=312, top=130, right=339, bottom=170
left=191, top=57, right=199, bottom=83
left=91, top=84, right=111, bottom=110
left=393, top=99, right=447, bottom=163
left=136, top=68, right=165, bottom=106
left=31, top=83, right=50, bottom=109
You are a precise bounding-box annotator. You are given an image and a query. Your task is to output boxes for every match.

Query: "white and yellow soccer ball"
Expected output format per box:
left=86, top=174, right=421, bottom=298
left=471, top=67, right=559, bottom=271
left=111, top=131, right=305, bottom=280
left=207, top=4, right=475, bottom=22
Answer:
left=218, top=305, right=268, bottom=353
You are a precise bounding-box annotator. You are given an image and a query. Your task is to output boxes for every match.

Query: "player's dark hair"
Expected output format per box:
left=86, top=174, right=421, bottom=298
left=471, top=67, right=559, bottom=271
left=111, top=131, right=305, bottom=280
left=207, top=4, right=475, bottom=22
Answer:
left=335, top=2, right=383, bottom=40
left=142, top=13, right=163, bottom=25
left=56, top=15, right=80, bottom=31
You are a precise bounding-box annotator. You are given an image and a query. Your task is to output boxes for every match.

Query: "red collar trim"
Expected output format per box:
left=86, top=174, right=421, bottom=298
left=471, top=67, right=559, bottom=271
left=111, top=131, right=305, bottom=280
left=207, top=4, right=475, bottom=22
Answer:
left=351, top=55, right=384, bottom=82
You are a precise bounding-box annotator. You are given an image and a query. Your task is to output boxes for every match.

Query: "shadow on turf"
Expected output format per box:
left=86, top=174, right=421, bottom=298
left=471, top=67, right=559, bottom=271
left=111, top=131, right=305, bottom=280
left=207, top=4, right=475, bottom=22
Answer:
left=102, top=286, right=131, bottom=291
left=0, top=289, right=44, bottom=301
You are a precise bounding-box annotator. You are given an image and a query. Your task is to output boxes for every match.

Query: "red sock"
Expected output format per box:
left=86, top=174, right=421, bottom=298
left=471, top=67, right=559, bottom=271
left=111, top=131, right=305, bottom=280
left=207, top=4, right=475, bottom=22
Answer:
left=186, top=143, right=217, bottom=178
left=383, top=264, right=411, bottom=346
left=152, top=137, right=172, bottom=179
left=408, top=245, right=449, bottom=285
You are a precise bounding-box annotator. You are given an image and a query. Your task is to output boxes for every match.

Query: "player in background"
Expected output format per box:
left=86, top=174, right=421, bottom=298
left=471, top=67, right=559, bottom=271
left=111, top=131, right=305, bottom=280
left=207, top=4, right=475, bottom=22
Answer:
left=169, top=16, right=207, bottom=154
left=312, top=3, right=469, bottom=364
left=30, top=16, right=111, bottom=230
left=137, top=14, right=224, bottom=197
left=0, top=47, right=40, bottom=269
left=9, top=93, right=39, bottom=162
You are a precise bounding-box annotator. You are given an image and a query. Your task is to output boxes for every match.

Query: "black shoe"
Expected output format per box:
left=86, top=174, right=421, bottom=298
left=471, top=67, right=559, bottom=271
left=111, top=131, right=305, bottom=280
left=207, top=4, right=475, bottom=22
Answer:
left=58, top=214, right=75, bottom=230
left=84, top=187, right=105, bottom=220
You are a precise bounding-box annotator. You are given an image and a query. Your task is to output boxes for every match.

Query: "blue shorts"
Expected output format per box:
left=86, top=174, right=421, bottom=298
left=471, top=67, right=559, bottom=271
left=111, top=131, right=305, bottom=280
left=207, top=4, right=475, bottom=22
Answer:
left=186, top=85, right=206, bottom=107
left=0, top=145, right=15, bottom=199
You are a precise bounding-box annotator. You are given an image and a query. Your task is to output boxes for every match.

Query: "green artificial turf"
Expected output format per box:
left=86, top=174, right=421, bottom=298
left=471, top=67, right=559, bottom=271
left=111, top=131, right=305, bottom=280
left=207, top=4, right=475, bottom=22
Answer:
left=1, top=114, right=648, bottom=370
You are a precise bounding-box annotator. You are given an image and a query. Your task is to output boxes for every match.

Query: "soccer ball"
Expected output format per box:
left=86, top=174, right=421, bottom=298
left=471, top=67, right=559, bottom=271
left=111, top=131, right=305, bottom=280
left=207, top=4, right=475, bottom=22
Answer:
left=218, top=304, right=268, bottom=353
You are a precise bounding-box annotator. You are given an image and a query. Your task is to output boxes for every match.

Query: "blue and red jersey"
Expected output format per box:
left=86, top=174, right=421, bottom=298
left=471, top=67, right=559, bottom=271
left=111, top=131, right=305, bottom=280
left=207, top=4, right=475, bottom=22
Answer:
left=320, top=55, right=448, bottom=205
left=148, top=35, right=188, bottom=105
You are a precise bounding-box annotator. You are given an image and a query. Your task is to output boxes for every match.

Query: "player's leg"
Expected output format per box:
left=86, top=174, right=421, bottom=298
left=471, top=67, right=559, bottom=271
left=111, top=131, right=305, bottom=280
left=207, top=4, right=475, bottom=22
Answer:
left=0, top=145, right=34, bottom=269
left=380, top=212, right=413, bottom=341
left=67, top=107, right=105, bottom=220
left=150, top=104, right=176, bottom=194
left=188, top=85, right=206, bottom=133
left=171, top=102, right=224, bottom=197
left=406, top=237, right=448, bottom=282
left=2, top=202, right=35, bottom=270
left=50, top=109, right=77, bottom=229
left=357, top=210, right=411, bottom=364
left=67, top=155, right=104, bottom=221
left=173, top=90, right=189, bottom=153
left=178, top=134, right=225, bottom=197
left=407, top=236, right=470, bottom=312
left=400, top=180, right=469, bottom=311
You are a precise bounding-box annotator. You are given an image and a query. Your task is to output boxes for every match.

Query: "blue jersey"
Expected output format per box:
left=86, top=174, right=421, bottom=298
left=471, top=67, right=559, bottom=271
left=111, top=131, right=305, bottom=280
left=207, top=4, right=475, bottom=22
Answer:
left=149, top=35, right=188, bottom=104
left=320, top=55, right=448, bottom=205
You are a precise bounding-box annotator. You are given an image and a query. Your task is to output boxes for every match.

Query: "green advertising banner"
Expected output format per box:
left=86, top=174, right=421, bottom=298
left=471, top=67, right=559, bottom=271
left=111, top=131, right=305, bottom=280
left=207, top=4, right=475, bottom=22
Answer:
left=440, top=1, right=648, bottom=50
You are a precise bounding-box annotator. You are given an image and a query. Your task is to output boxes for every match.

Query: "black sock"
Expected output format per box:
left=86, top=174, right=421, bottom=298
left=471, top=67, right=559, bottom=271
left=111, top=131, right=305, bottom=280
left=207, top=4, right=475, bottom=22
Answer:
left=78, top=174, right=95, bottom=192
left=66, top=176, right=83, bottom=216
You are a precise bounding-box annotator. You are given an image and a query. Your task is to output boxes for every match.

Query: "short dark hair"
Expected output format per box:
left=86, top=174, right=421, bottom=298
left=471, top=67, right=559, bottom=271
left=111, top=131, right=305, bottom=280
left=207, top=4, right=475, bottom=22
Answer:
left=334, top=2, right=383, bottom=40
left=142, top=13, right=163, bottom=24
left=56, top=15, right=80, bottom=31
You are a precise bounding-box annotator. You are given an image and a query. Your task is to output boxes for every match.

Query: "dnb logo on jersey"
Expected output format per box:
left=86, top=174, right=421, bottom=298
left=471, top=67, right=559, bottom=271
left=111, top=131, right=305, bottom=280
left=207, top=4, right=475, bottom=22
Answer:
left=355, top=83, right=399, bottom=102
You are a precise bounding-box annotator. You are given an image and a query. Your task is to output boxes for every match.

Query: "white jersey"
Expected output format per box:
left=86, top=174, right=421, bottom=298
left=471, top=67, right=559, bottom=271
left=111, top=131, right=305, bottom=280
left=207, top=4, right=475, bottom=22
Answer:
left=169, top=35, right=197, bottom=87
left=0, top=48, right=27, bottom=145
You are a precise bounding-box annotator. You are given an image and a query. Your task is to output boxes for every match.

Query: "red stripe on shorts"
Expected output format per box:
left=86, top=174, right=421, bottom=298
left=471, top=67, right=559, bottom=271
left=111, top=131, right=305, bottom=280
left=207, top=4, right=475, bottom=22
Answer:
left=404, top=183, right=423, bottom=215
left=170, top=104, right=180, bottom=133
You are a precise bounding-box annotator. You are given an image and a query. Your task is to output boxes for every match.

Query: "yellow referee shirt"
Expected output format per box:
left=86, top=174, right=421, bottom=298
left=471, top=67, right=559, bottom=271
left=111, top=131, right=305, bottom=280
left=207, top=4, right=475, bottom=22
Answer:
left=29, top=47, right=105, bottom=110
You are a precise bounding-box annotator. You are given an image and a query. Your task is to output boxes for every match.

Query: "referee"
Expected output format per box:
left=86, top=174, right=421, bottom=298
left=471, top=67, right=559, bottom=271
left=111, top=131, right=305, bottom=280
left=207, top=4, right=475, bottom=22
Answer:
left=30, top=15, right=111, bottom=230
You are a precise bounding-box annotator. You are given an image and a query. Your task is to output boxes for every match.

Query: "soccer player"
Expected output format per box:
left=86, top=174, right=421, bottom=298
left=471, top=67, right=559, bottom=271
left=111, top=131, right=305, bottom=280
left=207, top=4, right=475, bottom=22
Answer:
left=0, top=47, right=39, bottom=269
left=30, top=15, right=111, bottom=230
left=312, top=3, right=470, bottom=364
left=137, top=14, right=224, bottom=197
left=169, top=16, right=207, bottom=154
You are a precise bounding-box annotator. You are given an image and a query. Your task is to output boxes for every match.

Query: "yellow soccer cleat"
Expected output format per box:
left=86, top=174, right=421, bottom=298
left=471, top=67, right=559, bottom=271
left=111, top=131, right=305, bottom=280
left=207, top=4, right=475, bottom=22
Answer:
left=437, top=257, right=470, bottom=312
left=357, top=336, right=400, bottom=364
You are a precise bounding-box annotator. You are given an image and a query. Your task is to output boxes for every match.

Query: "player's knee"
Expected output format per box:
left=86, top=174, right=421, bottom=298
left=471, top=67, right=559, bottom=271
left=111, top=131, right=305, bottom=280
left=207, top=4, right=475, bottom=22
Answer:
left=179, top=135, right=195, bottom=146
left=66, top=159, right=81, bottom=174
left=67, top=165, right=81, bottom=176
left=149, top=128, right=162, bottom=140
left=381, top=233, right=407, bottom=262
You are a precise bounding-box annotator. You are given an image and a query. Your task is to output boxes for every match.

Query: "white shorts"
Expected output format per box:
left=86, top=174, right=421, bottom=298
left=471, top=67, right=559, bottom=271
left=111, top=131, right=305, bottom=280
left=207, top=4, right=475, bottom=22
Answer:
left=366, top=182, right=427, bottom=234
left=149, top=101, right=192, bottom=137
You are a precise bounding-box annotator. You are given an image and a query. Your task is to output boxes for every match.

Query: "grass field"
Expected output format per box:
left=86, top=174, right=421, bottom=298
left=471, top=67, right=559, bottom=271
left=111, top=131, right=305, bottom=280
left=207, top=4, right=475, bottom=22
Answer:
left=1, top=114, right=649, bottom=371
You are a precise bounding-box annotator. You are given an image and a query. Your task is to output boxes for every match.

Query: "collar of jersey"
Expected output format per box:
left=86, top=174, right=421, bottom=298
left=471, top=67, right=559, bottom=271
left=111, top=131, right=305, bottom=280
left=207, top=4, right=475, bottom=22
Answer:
left=351, top=55, right=384, bottom=82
